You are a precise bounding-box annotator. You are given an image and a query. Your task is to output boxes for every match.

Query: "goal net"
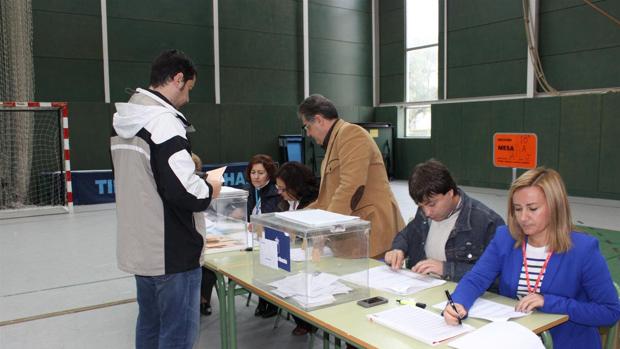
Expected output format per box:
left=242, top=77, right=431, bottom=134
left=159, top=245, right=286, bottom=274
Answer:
left=0, top=102, right=73, bottom=218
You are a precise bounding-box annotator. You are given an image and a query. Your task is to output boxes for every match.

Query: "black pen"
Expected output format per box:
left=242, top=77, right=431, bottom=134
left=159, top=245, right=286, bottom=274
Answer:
left=444, top=290, right=462, bottom=325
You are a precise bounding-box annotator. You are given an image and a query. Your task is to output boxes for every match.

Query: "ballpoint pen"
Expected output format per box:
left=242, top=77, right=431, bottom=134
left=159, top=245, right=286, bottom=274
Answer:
left=444, top=290, right=462, bottom=325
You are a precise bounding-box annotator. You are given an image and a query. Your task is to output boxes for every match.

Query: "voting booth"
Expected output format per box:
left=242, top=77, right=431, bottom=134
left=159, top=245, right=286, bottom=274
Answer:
left=250, top=209, right=371, bottom=310
left=202, top=186, right=250, bottom=254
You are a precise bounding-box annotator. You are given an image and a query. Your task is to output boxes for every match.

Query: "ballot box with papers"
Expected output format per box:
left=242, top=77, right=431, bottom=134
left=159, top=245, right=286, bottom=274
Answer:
left=250, top=209, right=371, bottom=310
left=201, top=186, right=250, bottom=254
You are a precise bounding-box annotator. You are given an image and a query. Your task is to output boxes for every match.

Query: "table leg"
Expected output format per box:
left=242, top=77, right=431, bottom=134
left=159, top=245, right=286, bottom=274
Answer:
left=540, top=330, right=553, bottom=349
left=214, top=271, right=228, bottom=349
left=228, top=279, right=238, bottom=349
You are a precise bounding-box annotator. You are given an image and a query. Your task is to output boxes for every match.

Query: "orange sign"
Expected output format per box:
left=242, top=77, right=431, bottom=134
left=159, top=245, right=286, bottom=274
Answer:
left=493, top=133, right=537, bottom=169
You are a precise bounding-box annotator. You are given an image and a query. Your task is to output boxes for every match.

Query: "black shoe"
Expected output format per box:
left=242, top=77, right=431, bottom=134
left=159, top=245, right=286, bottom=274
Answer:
left=200, top=303, right=212, bottom=316
left=261, top=304, right=278, bottom=318
left=254, top=304, right=265, bottom=317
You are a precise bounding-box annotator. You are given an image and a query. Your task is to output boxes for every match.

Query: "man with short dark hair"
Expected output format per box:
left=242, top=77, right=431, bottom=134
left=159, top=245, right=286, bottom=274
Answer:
left=111, top=49, right=221, bottom=348
left=384, top=159, right=504, bottom=282
left=298, top=94, right=405, bottom=258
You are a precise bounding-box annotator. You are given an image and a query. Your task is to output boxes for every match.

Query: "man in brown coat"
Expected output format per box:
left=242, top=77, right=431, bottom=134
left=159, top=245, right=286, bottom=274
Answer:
left=298, top=94, right=405, bottom=258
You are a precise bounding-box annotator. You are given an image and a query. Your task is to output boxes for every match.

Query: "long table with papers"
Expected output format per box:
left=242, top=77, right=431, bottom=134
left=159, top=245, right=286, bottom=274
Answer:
left=203, top=250, right=568, bottom=349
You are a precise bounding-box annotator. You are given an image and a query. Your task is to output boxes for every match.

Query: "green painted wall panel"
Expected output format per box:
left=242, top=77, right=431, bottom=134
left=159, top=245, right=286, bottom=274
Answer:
left=447, top=60, right=526, bottom=98
left=220, top=68, right=300, bottom=105
left=488, top=100, right=524, bottom=186
left=68, top=102, right=112, bottom=170
left=311, top=0, right=370, bottom=12
left=394, top=139, right=433, bottom=180
left=539, top=4, right=619, bottom=56
left=448, top=19, right=526, bottom=68
left=380, top=42, right=404, bottom=76
left=379, top=6, right=404, bottom=44
left=33, top=0, right=100, bottom=15
left=380, top=75, right=404, bottom=103
left=448, top=0, right=522, bottom=31
left=185, top=104, right=221, bottom=164
left=107, top=18, right=213, bottom=65
left=33, top=11, right=101, bottom=60
left=220, top=29, right=299, bottom=71
left=310, top=3, right=370, bottom=43
left=599, top=93, right=620, bottom=194
left=540, top=47, right=620, bottom=91
left=524, top=97, right=561, bottom=170
left=35, top=57, right=104, bottom=101
left=432, top=103, right=464, bottom=178
left=310, top=40, right=371, bottom=76
left=107, top=0, right=212, bottom=25
left=310, top=73, right=372, bottom=107
left=461, top=102, right=494, bottom=184
left=558, top=95, right=601, bottom=194
left=221, top=0, right=298, bottom=34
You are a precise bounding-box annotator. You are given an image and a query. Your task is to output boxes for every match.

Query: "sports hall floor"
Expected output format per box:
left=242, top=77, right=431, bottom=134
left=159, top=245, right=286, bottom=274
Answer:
left=1, top=180, right=619, bottom=348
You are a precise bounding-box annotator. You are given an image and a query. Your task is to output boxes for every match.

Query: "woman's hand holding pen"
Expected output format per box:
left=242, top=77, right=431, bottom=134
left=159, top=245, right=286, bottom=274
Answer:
left=443, top=303, right=467, bottom=326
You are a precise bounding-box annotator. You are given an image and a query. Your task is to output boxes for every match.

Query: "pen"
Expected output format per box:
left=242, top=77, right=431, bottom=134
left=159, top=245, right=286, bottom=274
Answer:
left=444, top=290, right=462, bottom=325
left=396, top=299, right=426, bottom=309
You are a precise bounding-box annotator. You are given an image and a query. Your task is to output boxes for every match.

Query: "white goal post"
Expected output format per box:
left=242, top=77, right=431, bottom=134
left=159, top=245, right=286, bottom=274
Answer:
left=0, top=101, right=73, bottom=219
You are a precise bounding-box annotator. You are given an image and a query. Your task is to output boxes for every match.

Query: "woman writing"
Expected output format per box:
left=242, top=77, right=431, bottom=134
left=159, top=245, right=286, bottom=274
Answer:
left=246, top=154, right=281, bottom=318
left=443, top=168, right=620, bottom=349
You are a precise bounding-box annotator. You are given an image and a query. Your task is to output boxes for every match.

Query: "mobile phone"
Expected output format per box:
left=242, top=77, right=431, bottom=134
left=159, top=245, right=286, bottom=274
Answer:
left=356, top=296, right=388, bottom=308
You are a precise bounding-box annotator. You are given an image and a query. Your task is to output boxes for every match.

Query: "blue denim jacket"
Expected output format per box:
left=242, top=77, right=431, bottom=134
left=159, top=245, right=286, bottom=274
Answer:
left=391, top=189, right=505, bottom=281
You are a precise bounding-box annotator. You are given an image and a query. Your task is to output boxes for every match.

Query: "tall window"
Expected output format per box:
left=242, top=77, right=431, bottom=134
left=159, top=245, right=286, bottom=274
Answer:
left=405, top=0, right=439, bottom=138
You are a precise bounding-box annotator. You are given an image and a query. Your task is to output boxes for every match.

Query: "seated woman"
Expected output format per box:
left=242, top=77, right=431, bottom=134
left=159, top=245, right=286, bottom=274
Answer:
left=246, top=154, right=281, bottom=318
left=275, top=162, right=319, bottom=336
left=443, top=167, right=620, bottom=349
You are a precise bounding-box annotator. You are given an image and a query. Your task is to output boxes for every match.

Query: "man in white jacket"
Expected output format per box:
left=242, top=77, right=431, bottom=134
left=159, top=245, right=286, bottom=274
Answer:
left=110, top=49, right=221, bottom=349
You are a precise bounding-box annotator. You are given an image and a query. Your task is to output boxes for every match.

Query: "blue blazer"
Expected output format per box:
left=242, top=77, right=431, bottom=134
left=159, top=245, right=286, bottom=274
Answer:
left=452, top=226, right=620, bottom=349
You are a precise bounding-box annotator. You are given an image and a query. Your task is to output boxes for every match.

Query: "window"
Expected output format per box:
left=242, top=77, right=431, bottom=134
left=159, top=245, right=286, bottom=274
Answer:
left=405, top=0, right=439, bottom=138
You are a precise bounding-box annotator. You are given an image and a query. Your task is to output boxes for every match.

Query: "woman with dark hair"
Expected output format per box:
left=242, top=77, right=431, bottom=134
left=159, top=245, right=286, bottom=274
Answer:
left=246, top=154, right=281, bottom=318
left=275, top=162, right=320, bottom=336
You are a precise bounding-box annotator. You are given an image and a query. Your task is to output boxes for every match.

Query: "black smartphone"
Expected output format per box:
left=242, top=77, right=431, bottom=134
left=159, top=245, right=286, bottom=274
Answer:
left=356, top=296, right=388, bottom=308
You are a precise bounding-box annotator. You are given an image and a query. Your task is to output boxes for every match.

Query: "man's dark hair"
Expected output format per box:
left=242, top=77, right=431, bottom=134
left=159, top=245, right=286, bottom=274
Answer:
left=297, top=94, right=339, bottom=121
left=275, top=162, right=318, bottom=201
left=149, top=49, right=197, bottom=88
left=408, top=159, right=458, bottom=204
left=246, top=154, right=277, bottom=183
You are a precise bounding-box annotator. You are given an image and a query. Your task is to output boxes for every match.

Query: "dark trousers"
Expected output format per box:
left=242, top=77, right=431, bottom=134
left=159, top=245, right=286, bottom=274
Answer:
left=201, top=267, right=217, bottom=304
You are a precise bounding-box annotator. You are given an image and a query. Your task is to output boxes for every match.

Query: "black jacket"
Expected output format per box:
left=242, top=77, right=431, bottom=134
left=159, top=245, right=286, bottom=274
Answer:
left=247, top=181, right=281, bottom=219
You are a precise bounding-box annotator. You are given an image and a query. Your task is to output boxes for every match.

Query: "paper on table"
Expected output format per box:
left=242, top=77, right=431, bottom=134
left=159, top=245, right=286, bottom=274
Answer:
left=274, top=209, right=359, bottom=227
left=448, top=321, right=544, bottom=349
left=206, top=166, right=227, bottom=182
left=368, top=306, right=474, bottom=346
left=267, top=272, right=351, bottom=307
left=433, top=298, right=530, bottom=322
left=259, top=238, right=278, bottom=270
left=341, top=265, right=446, bottom=295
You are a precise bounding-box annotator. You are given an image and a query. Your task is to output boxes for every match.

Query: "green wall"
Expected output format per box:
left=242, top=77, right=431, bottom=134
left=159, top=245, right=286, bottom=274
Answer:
left=32, top=0, right=373, bottom=170
left=379, top=0, right=620, bottom=200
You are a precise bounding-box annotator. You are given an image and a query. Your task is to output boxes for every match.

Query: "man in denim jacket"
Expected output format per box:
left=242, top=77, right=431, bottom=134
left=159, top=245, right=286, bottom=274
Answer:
left=385, top=159, right=504, bottom=282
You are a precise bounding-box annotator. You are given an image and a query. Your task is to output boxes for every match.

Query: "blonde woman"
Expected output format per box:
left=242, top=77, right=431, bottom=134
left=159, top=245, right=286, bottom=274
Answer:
left=443, top=168, right=620, bottom=349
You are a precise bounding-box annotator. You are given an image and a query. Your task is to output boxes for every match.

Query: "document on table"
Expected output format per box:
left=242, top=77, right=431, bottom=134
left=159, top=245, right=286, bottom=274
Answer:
left=259, top=238, right=278, bottom=270
left=433, top=298, right=530, bottom=322
left=274, top=209, right=360, bottom=227
left=267, top=272, right=352, bottom=307
left=448, top=321, right=544, bottom=349
left=341, top=265, right=446, bottom=295
left=367, top=306, right=474, bottom=346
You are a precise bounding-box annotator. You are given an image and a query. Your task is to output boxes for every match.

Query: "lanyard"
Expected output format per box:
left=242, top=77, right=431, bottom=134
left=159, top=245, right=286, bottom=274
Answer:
left=522, top=241, right=553, bottom=294
left=253, top=188, right=261, bottom=215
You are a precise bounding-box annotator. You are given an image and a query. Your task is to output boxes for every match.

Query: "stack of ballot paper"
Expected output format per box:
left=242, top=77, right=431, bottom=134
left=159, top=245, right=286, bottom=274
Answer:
left=448, top=321, right=544, bottom=349
left=432, top=298, right=530, bottom=322
left=341, top=265, right=446, bottom=295
left=267, top=272, right=352, bottom=308
left=368, top=306, right=474, bottom=345
left=274, top=209, right=360, bottom=227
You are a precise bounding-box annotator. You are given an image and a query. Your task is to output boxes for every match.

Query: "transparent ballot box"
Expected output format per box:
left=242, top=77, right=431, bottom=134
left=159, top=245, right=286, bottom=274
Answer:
left=201, top=186, right=249, bottom=254
left=250, top=209, right=371, bottom=311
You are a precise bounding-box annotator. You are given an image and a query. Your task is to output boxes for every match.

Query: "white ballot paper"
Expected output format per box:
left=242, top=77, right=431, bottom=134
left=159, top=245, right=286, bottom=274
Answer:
left=448, top=321, right=544, bottom=349
left=206, top=166, right=227, bottom=182
left=267, top=272, right=352, bottom=308
left=367, top=306, right=474, bottom=346
left=433, top=298, right=530, bottom=322
left=341, top=265, right=445, bottom=295
left=259, top=238, right=278, bottom=270
left=274, top=209, right=359, bottom=227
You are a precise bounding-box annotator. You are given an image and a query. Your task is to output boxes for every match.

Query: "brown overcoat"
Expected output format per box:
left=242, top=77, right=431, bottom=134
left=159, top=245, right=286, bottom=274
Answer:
left=308, top=119, right=405, bottom=258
